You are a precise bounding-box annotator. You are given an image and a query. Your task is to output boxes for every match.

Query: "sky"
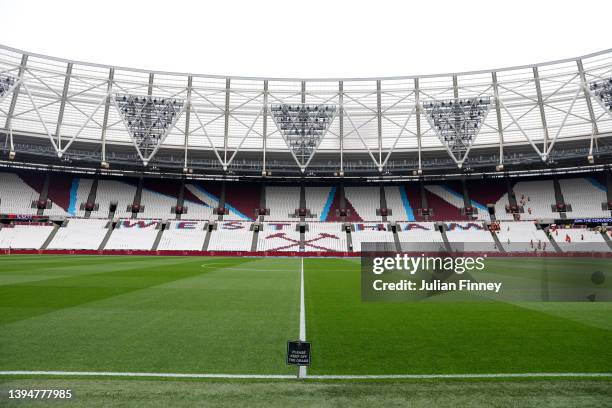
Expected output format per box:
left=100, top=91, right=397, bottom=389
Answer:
left=0, top=0, right=610, bottom=79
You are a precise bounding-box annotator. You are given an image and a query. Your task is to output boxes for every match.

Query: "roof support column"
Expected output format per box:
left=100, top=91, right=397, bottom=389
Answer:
left=55, top=62, right=73, bottom=152
left=492, top=72, right=505, bottom=165
left=339, top=80, right=344, bottom=175
left=376, top=80, right=382, bottom=171
left=533, top=66, right=549, bottom=158
left=101, top=67, right=114, bottom=165
left=4, top=54, right=28, bottom=130
left=223, top=77, right=230, bottom=168
left=577, top=59, right=599, bottom=155
left=183, top=75, right=193, bottom=170
left=262, top=80, right=268, bottom=174
left=414, top=78, right=422, bottom=173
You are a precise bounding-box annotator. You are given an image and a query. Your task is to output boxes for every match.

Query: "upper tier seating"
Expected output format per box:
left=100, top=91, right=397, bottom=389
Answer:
left=511, top=180, right=558, bottom=220
left=305, top=187, right=332, bottom=220
left=384, top=186, right=412, bottom=221
left=182, top=184, right=216, bottom=220
left=91, top=180, right=136, bottom=218
left=265, top=187, right=300, bottom=221
left=0, top=172, right=40, bottom=215
left=344, top=187, right=382, bottom=221
left=559, top=178, right=610, bottom=218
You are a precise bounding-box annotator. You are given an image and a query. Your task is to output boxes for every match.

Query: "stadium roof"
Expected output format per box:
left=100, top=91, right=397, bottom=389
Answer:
left=1, top=44, right=612, bottom=177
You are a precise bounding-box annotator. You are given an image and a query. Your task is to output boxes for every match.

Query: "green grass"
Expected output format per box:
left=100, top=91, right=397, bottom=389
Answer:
left=0, top=256, right=300, bottom=374
left=1, top=378, right=611, bottom=407
left=305, top=257, right=612, bottom=375
left=1, top=254, right=611, bottom=406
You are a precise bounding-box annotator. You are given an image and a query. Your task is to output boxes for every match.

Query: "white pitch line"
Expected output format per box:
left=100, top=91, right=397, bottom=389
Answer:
left=299, top=257, right=307, bottom=379
left=305, top=373, right=612, bottom=380
left=0, top=371, right=294, bottom=379
left=0, top=371, right=610, bottom=380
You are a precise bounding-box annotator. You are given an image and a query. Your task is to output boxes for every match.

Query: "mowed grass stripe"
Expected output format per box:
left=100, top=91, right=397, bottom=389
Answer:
left=304, top=258, right=612, bottom=375
left=0, top=257, right=301, bottom=374
left=0, top=257, right=250, bottom=325
left=0, top=256, right=209, bottom=287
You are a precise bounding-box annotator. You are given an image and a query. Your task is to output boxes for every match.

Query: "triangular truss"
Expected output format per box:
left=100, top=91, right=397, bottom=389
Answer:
left=422, top=97, right=490, bottom=165
left=113, top=94, right=184, bottom=165
left=0, top=74, right=16, bottom=99
left=589, top=77, right=612, bottom=112
left=270, top=104, right=336, bottom=170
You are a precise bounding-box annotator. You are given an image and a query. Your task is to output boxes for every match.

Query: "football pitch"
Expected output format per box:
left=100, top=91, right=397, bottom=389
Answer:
left=0, top=255, right=611, bottom=406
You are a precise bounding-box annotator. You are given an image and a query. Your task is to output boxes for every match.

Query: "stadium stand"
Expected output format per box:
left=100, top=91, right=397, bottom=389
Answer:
left=350, top=223, right=394, bottom=251
left=384, top=186, right=413, bottom=221
left=104, top=219, right=161, bottom=250
left=258, top=222, right=301, bottom=251
left=550, top=226, right=609, bottom=252
left=305, top=222, right=346, bottom=252
left=91, top=179, right=137, bottom=218
left=397, top=222, right=445, bottom=251
left=305, top=186, right=332, bottom=220
left=47, top=218, right=109, bottom=249
left=344, top=186, right=381, bottom=221
left=265, top=187, right=300, bottom=221
left=0, top=222, right=54, bottom=249
left=559, top=178, right=609, bottom=218
left=157, top=220, right=207, bottom=251
left=208, top=221, right=254, bottom=251
left=495, top=221, right=555, bottom=252
left=0, top=172, right=40, bottom=215
left=512, top=179, right=558, bottom=219
left=445, top=222, right=497, bottom=252
left=224, top=182, right=259, bottom=221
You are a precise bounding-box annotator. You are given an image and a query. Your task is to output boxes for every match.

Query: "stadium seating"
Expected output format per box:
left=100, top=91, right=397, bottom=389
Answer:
left=258, top=222, right=301, bottom=251
left=0, top=172, right=40, bottom=215
left=183, top=184, right=216, bottom=220
left=495, top=221, right=555, bottom=252
left=91, top=180, right=137, bottom=218
left=138, top=188, right=177, bottom=219
left=0, top=223, right=54, bottom=249
left=350, top=223, right=394, bottom=251
left=511, top=179, right=557, bottom=219
left=157, top=220, right=207, bottom=251
left=47, top=218, right=108, bottom=249
left=305, top=187, right=332, bottom=220
left=559, top=178, right=610, bottom=218
left=550, top=227, right=609, bottom=252
left=104, top=219, right=161, bottom=250
left=397, top=222, right=445, bottom=251
left=208, top=221, right=254, bottom=251
left=384, top=186, right=413, bottom=221
left=445, top=222, right=497, bottom=252
left=265, top=187, right=300, bottom=221
left=305, top=222, right=346, bottom=252
left=344, top=187, right=381, bottom=221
